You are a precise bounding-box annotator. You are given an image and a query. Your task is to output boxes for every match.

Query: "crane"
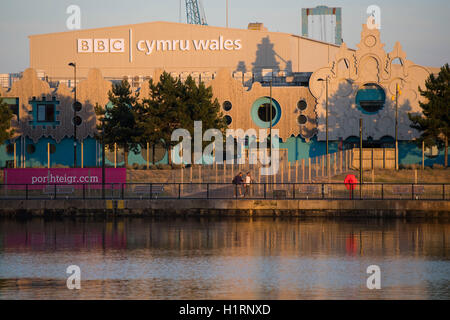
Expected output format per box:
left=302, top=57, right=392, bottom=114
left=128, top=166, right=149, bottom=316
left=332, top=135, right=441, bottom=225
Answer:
left=185, top=0, right=208, bottom=25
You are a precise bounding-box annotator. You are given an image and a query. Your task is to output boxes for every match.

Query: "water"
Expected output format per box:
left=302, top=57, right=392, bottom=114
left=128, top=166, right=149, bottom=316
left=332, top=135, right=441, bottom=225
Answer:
left=0, top=217, right=448, bottom=299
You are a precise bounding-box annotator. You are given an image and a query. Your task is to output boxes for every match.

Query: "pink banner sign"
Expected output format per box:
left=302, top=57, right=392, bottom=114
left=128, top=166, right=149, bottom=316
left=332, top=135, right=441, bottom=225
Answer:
left=4, top=168, right=126, bottom=189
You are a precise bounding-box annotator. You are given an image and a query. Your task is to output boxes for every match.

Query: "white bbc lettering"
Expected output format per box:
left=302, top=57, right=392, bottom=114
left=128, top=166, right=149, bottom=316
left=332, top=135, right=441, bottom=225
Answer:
left=94, top=39, right=109, bottom=53
left=110, top=39, right=125, bottom=53
left=77, top=39, right=93, bottom=53
left=77, top=39, right=125, bottom=53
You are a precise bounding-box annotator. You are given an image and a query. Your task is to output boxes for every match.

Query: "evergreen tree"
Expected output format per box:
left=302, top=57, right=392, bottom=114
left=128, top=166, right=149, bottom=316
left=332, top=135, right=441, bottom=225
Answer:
left=0, top=96, right=14, bottom=145
left=95, top=79, right=142, bottom=167
left=182, top=75, right=227, bottom=162
left=138, top=72, right=186, bottom=165
left=183, top=75, right=227, bottom=136
left=138, top=72, right=228, bottom=164
left=409, top=63, right=450, bottom=167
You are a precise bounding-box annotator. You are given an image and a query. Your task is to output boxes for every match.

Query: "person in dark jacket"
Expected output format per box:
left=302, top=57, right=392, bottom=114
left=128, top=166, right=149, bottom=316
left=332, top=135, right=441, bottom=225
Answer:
left=232, top=172, right=244, bottom=197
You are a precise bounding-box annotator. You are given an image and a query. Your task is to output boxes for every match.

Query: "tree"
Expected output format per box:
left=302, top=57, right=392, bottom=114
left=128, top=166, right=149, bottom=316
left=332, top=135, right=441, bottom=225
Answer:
left=0, top=95, right=14, bottom=145
left=137, top=72, right=228, bottom=164
left=409, top=63, right=450, bottom=167
left=137, top=72, right=186, bottom=165
left=95, top=80, right=142, bottom=167
left=182, top=75, right=227, bottom=137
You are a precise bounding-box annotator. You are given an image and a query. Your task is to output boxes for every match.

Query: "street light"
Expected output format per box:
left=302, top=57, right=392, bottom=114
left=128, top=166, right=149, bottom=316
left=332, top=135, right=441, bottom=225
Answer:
left=101, top=117, right=105, bottom=199
left=68, top=62, right=77, bottom=168
left=318, top=76, right=329, bottom=176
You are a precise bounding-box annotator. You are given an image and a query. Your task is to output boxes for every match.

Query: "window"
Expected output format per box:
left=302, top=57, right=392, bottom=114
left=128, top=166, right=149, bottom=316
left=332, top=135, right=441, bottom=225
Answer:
left=37, top=104, right=55, bottom=122
left=223, top=101, right=232, bottom=111
left=297, top=100, right=307, bottom=111
left=251, top=97, right=282, bottom=128
left=257, top=104, right=276, bottom=122
left=225, top=115, right=232, bottom=125
left=355, top=83, right=386, bottom=114
left=297, top=115, right=307, bottom=125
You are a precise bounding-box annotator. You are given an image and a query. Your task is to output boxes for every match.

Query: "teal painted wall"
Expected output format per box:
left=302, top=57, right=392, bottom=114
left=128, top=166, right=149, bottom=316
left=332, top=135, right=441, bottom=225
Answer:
left=1, top=135, right=447, bottom=168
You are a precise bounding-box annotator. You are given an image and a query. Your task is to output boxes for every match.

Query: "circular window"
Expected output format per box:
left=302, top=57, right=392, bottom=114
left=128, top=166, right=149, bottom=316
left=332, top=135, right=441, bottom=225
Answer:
left=223, top=101, right=232, bottom=111
left=225, top=115, right=232, bottom=125
left=297, top=115, right=307, bottom=125
left=250, top=97, right=282, bottom=128
left=26, top=144, right=36, bottom=154
left=49, top=144, right=56, bottom=154
left=355, top=83, right=386, bottom=114
left=297, top=100, right=307, bottom=111
left=6, top=145, right=14, bottom=155
left=73, top=116, right=82, bottom=126
left=257, top=104, right=276, bottom=122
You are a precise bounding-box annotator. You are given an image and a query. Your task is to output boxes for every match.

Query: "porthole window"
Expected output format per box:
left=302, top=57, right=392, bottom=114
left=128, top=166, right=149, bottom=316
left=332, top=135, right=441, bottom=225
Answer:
left=355, top=83, right=386, bottom=114
left=297, top=100, right=307, bottom=111
left=225, top=115, right=232, bottom=125
left=297, top=115, right=307, bottom=125
left=257, top=104, right=276, bottom=122
left=26, top=144, right=36, bottom=154
left=223, top=101, right=232, bottom=111
left=49, top=144, right=56, bottom=154
left=250, top=97, right=282, bottom=128
left=6, top=144, right=14, bottom=155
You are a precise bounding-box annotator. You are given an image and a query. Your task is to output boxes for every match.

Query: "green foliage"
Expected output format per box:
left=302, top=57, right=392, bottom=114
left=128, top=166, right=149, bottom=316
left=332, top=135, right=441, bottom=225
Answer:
left=182, top=75, right=227, bottom=137
left=0, top=95, right=14, bottom=145
left=137, top=72, right=228, bottom=163
left=95, top=79, right=143, bottom=166
left=409, top=63, right=450, bottom=166
left=95, top=73, right=228, bottom=165
left=137, top=72, right=186, bottom=153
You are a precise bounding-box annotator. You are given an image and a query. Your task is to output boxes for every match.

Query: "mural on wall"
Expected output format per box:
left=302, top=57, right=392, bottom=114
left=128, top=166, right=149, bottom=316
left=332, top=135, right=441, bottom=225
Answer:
left=309, top=24, right=432, bottom=142
left=208, top=68, right=317, bottom=142
left=3, top=68, right=111, bottom=144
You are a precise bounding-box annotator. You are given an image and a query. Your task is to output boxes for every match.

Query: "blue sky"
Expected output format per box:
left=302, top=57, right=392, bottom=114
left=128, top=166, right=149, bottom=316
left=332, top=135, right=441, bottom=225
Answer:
left=0, top=0, right=448, bottom=73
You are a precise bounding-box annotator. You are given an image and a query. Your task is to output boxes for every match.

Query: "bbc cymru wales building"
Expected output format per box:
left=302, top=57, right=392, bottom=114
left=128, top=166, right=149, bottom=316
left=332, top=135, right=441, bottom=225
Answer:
left=0, top=21, right=446, bottom=168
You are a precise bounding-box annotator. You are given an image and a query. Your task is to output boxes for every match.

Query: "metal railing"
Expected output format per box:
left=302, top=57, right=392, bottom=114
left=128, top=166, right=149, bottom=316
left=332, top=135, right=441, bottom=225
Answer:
left=0, top=183, right=448, bottom=201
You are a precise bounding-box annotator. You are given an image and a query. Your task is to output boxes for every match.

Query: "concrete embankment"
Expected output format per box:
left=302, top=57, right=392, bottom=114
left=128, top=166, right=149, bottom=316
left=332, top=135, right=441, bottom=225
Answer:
left=0, top=199, right=449, bottom=217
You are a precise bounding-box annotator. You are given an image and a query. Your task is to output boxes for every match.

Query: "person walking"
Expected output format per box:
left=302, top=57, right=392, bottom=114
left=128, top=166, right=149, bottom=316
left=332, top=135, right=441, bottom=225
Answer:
left=232, top=172, right=244, bottom=197
left=244, top=172, right=253, bottom=197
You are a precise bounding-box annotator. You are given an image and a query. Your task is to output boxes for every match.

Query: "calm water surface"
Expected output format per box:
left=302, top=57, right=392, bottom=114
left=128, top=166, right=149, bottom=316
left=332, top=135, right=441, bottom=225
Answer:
left=0, top=217, right=448, bottom=299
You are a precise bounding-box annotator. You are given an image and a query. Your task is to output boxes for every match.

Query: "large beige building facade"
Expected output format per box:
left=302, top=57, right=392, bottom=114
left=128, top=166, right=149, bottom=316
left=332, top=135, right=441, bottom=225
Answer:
left=0, top=21, right=446, bottom=168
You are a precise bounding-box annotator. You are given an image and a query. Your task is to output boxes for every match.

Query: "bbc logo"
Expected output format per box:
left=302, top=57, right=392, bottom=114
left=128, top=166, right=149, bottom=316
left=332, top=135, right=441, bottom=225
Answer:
left=77, top=39, right=125, bottom=53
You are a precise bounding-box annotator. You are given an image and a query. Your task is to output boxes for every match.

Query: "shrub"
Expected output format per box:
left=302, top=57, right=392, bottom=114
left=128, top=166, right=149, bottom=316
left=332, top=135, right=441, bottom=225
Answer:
left=132, top=163, right=139, bottom=170
left=149, top=165, right=157, bottom=170
left=432, top=163, right=444, bottom=169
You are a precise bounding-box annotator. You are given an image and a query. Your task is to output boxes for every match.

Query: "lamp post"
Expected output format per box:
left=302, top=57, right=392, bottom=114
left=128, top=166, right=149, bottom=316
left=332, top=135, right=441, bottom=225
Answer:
left=68, top=62, right=77, bottom=168
left=395, top=83, right=399, bottom=171
left=101, top=117, right=105, bottom=199
left=359, top=118, right=363, bottom=199
left=318, top=77, right=329, bottom=175
left=269, top=77, right=273, bottom=177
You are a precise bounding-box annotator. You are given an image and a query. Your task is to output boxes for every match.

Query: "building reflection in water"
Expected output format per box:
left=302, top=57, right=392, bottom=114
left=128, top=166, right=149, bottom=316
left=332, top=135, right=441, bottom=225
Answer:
left=0, top=217, right=448, bottom=299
